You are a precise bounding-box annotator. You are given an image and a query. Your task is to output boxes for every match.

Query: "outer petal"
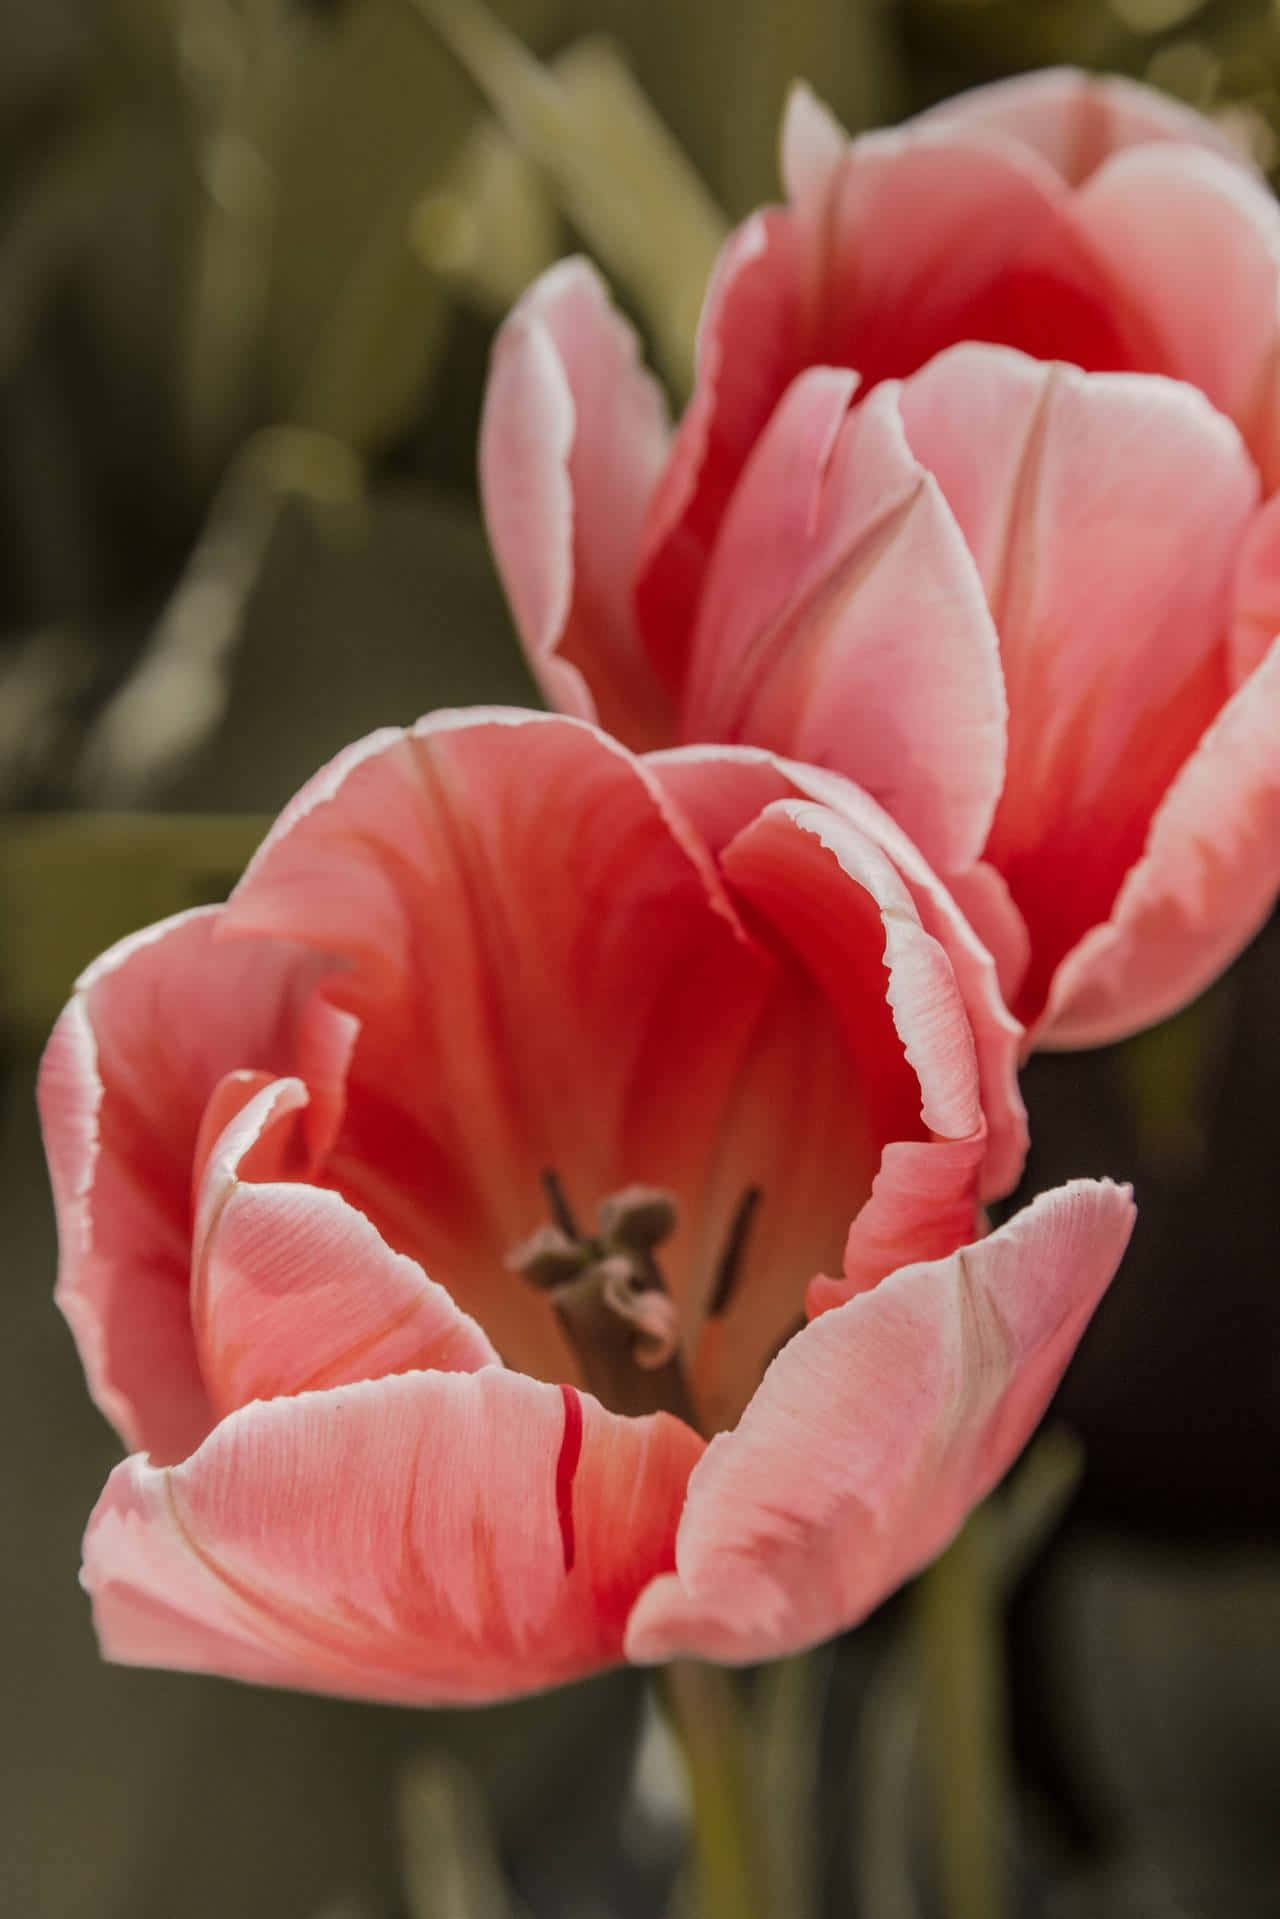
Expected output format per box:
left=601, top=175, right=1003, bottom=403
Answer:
left=648, top=746, right=1027, bottom=1202
left=681, top=370, right=1006, bottom=872
left=945, top=859, right=1032, bottom=1021
left=82, top=1368, right=703, bottom=1704
left=1039, top=638, right=1280, bottom=1048
left=778, top=115, right=1147, bottom=390
left=1231, top=492, right=1280, bottom=685
left=896, top=343, right=1259, bottom=1027
left=36, top=908, right=346, bottom=1463
left=191, top=1078, right=498, bottom=1415
left=635, top=208, right=811, bottom=689
left=480, top=259, right=674, bottom=748
left=636, top=105, right=1144, bottom=676
left=905, top=68, right=1253, bottom=187
left=1073, top=145, right=1280, bottom=485
left=623, top=1181, right=1135, bottom=1665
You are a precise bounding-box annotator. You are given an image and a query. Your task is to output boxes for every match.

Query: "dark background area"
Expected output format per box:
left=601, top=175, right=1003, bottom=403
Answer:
left=3, top=2, right=1279, bottom=1914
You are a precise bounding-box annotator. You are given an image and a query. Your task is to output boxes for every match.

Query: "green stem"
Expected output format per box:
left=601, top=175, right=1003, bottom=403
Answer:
left=914, top=1508, right=1009, bottom=1919
left=755, top=1648, right=830, bottom=1919
left=663, top=1660, right=766, bottom=1919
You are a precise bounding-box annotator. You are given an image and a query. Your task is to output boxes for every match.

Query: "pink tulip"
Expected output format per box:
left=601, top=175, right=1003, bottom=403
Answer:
left=482, top=68, right=1280, bottom=1047
left=40, top=709, right=1132, bottom=1700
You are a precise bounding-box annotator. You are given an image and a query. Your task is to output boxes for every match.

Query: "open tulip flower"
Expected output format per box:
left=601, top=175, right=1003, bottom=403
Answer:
left=482, top=67, right=1280, bottom=1049
left=39, top=709, right=1133, bottom=1701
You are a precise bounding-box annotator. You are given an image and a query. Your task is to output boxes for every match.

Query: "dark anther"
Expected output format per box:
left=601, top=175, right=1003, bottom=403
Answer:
left=540, top=1167, right=580, bottom=1240
left=505, top=1223, right=589, bottom=1289
left=596, top=1185, right=678, bottom=1254
left=706, top=1185, right=762, bottom=1317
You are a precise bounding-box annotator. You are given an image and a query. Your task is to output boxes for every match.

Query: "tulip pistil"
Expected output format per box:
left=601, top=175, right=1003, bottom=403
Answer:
left=508, top=1174, right=698, bottom=1425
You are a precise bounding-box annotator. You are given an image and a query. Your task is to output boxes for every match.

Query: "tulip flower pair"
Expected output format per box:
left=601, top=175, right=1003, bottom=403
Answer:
left=44, top=69, right=1280, bottom=1704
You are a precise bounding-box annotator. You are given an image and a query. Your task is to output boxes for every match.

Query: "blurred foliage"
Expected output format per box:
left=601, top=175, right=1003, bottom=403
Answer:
left=1, top=0, right=1277, bottom=838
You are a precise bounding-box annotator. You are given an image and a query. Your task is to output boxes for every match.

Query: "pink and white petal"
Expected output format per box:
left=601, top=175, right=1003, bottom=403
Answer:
left=624, top=1181, right=1135, bottom=1665
left=944, top=860, right=1032, bottom=1034
left=83, top=1368, right=703, bottom=1704
left=680, top=365, right=860, bottom=731
left=772, top=769, right=1027, bottom=1200
left=192, top=1070, right=289, bottom=1206
left=188, top=1075, right=499, bottom=1412
left=39, top=994, right=212, bottom=1467
left=36, top=908, right=339, bottom=1464
left=906, top=68, right=1253, bottom=187
left=635, top=209, right=814, bottom=684
left=817, top=1135, right=990, bottom=1313
left=778, top=82, right=847, bottom=211
left=197, top=1183, right=499, bottom=1415
left=645, top=743, right=801, bottom=859
left=480, top=260, right=674, bottom=749
left=791, top=126, right=1148, bottom=391
left=723, top=800, right=982, bottom=1148
left=648, top=746, right=1027, bottom=1201
left=1231, top=493, right=1280, bottom=686
left=225, top=709, right=789, bottom=1377
left=683, top=374, right=1006, bottom=873
left=898, top=344, right=1258, bottom=1026
left=1074, top=145, right=1280, bottom=484
left=1038, top=638, right=1280, bottom=1049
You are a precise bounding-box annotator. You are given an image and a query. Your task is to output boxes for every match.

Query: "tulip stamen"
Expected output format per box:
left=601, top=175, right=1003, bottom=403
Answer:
left=507, top=1175, right=698, bottom=1427
left=540, top=1166, right=581, bottom=1240
left=706, top=1184, right=762, bottom=1318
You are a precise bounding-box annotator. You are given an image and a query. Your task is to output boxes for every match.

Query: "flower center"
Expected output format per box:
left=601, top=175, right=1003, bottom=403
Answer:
left=506, top=1171, right=759, bottom=1430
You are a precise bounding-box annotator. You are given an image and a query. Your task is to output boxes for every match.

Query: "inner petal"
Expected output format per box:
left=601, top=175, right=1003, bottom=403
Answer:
left=895, top=345, right=1256, bottom=1023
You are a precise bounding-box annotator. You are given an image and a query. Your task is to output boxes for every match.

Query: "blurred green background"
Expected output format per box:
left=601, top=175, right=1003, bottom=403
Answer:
left=3, top=2, right=1280, bottom=1915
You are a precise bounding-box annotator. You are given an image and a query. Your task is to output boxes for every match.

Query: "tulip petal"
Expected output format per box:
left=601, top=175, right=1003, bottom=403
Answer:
left=190, top=1078, right=498, bottom=1414
left=1040, top=637, right=1280, bottom=1048
left=649, top=746, right=1027, bottom=1202
left=1231, top=492, right=1280, bottom=685
left=906, top=67, right=1253, bottom=186
left=682, top=372, right=1006, bottom=873
left=944, top=859, right=1032, bottom=1026
left=676, top=794, right=994, bottom=1421
left=83, top=1368, right=703, bottom=1703
left=635, top=208, right=810, bottom=686
left=723, top=802, right=981, bottom=1142
left=897, top=342, right=1259, bottom=1028
left=1074, top=145, right=1280, bottom=485
left=36, top=908, right=345, bottom=1463
left=623, top=1181, right=1134, bottom=1664
left=480, top=259, right=674, bottom=748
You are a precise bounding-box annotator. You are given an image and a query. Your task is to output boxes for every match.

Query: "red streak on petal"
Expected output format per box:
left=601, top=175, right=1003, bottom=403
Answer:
left=555, top=1384, right=584, bottom=1575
